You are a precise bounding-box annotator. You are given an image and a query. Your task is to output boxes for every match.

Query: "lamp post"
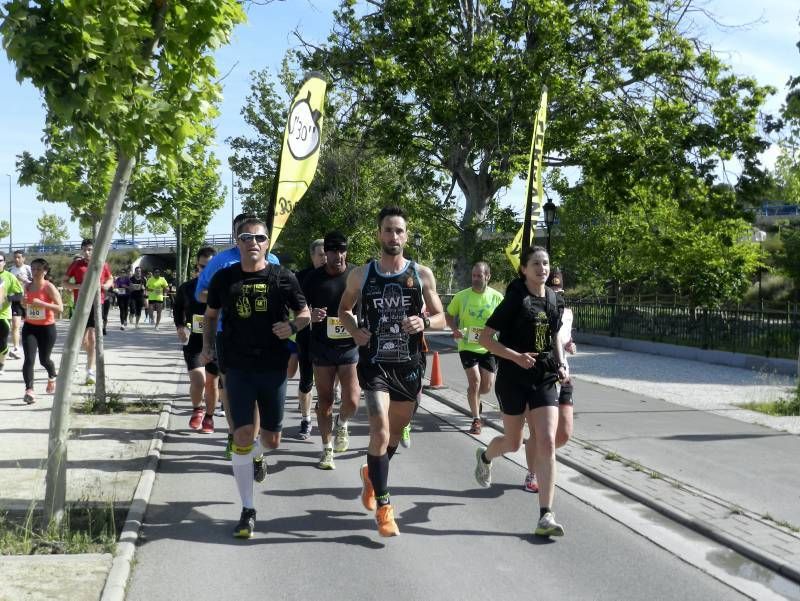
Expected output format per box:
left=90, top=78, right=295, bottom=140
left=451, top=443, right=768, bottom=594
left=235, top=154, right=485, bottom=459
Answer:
left=543, top=198, right=557, bottom=254
left=413, top=232, right=422, bottom=259
left=6, top=174, right=11, bottom=253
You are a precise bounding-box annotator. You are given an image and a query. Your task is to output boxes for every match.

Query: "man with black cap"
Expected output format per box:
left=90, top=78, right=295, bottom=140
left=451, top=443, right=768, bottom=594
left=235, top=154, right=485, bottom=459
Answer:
left=301, top=231, right=360, bottom=470
left=523, top=267, right=577, bottom=493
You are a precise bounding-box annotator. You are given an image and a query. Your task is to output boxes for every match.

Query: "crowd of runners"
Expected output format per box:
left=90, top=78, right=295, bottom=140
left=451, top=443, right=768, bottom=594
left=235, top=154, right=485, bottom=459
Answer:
left=0, top=205, right=577, bottom=541
left=167, top=206, right=577, bottom=540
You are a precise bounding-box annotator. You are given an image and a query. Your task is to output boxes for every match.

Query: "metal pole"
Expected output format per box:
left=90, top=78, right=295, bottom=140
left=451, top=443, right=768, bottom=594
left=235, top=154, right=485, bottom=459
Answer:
left=231, top=170, right=234, bottom=225
left=7, top=174, right=11, bottom=253
left=546, top=224, right=552, bottom=254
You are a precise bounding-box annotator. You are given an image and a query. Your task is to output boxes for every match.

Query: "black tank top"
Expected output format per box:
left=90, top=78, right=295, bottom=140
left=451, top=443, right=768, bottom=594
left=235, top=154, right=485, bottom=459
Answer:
left=358, top=259, right=424, bottom=366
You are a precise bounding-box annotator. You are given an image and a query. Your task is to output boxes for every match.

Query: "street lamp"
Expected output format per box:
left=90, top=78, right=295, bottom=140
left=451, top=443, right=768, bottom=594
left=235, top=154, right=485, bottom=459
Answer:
left=543, top=198, right=557, bottom=254
left=413, top=232, right=422, bottom=258
left=5, top=174, right=11, bottom=254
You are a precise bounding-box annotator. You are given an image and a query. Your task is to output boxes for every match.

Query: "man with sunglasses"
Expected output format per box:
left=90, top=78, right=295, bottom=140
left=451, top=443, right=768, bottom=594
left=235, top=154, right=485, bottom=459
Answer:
left=174, top=247, right=219, bottom=433
left=203, top=218, right=310, bottom=539
left=0, top=253, right=24, bottom=376
left=195, top=213, right=280, bottom=459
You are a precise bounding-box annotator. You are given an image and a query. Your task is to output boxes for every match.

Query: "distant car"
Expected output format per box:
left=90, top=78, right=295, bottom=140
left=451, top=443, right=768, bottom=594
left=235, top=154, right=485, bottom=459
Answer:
left=110, top=239, right=141, bottom=250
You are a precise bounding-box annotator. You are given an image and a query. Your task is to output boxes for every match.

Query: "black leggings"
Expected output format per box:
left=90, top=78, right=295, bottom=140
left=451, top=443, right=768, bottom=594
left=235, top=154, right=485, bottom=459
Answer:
left=117, top=295, right=129, bottom=325
left=129, top=294, right=144, bottom=321
left=22, top=323, right=57, bottom=389
left=0, top=318, right=9, bottom=355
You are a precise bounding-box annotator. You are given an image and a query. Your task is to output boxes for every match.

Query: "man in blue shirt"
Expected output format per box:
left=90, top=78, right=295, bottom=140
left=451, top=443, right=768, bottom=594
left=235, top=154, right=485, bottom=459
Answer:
left=196, top=213, right=279, bottom=459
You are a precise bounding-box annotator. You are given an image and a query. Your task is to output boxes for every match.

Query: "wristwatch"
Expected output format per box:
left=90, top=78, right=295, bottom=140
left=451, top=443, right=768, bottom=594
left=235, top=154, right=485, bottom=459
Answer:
left=422, top=316, right=431, bottom=330
left=289, top=321, right=298, bottom=335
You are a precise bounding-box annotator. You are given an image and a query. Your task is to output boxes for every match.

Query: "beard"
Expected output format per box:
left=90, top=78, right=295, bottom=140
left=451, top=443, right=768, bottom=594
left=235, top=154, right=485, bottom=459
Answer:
left=381, top=242, right=403, bottom=256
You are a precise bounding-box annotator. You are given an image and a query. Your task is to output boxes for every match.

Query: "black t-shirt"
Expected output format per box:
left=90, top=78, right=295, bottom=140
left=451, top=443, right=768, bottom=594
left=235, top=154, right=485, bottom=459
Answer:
left=173, top=278, right=206, bottom=352
left=129, top=275, right=145, bottom=297
left=302, top=264, right=356, bottom=349
left=207, top=263, right=307, bottom=370
left=358, top=259, right=425, bottom=366
left=485, top=278, right=564, bottom=379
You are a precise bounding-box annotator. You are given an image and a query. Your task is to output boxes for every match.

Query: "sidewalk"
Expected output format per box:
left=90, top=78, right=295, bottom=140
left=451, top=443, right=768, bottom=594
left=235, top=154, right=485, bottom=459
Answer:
left=0, top=314, right=184, bottom=601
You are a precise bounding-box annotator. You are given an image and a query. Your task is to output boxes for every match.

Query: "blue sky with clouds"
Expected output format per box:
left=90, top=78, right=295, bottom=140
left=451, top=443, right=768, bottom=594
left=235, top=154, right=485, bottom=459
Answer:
left=0, top=0, right=797, bottom=245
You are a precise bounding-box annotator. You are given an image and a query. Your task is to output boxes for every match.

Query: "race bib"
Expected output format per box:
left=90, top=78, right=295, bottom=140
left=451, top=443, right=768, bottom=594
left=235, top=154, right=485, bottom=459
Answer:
left=191, top=314, right=205, bottom=334
left=465, top=327, right=483, bottom=344
left=326, top=316, right=352, bottom=340
left=27, top=306, right=46, bottom=321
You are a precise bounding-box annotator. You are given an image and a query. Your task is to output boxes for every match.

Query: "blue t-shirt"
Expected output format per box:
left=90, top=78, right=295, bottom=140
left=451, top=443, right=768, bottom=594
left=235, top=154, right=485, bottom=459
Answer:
left=195, top=247, right=279, bottom=330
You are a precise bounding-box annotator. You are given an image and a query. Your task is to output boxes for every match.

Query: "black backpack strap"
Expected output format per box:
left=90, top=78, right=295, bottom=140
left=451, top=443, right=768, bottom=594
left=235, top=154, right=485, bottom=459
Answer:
left=545, top=286, right=564, bottom=333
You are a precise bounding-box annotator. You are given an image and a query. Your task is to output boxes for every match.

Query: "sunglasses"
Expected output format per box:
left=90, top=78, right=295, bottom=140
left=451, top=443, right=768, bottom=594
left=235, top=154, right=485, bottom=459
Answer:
left=238, top=233, right=268, bottom=244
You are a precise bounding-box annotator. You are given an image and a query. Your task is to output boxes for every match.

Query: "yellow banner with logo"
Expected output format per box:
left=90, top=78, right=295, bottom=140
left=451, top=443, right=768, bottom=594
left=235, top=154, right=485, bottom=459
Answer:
left=505, top=87, right=548, bottom=271
left=271, top=73, right=327, bottom=246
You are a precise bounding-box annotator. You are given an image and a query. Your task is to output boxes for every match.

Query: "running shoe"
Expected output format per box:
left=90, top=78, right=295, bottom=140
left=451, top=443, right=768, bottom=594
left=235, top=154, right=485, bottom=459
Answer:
left=233, top=507, right=256, bottom=539
left=215, top=404, right=225, bottom=418
left=201, top=414, right=214, bottom=434
left=535, top=512, right=565, bottom=537
left=46, top=378, right=56, bottom=394
left=120, top=325, right=125, bottom=331
left=376, top=504, right=399, bottom=537
left=189, top=407, right=204, bottom=430
left=224, top=434, right=233, bottom=460
left=7, top=348, right=20, bottom=360
left=469, top=417, right=482, bottom=435
left=474, top=447, right=492, bottom=488
left=524, top=472, right=539, bottom=493
left=253, top=454, right=267, bottom=483
left=298, top=418, right=312, bottom=440
left=23, top=389, right=35, bottom=405
left=333, top=423, right=349, bottom=453
left=359, top=464, right=377, bottom=511
left=400, top=423, right=411, bottom=448
left=318, top=447, right=335, bottom=470
left=85, top=370, right=95, bottom=386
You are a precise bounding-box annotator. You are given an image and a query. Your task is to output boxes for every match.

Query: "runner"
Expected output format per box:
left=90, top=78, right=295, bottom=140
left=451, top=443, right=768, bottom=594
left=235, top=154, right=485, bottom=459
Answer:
left=145, top=268, right=169, bottom=329
left=294, top=238, right=327, bottom=440
left=523, top=267, right=577, bottom=493
left=444, top=261, right=503, bottom=434
left=339, top=206, right=445, bottom=537
left=128, top=266, right=146, bottom=327
left=114, top=270, right=132, bottom=330
left=63, top=239, right=114, bottom=386
left=302, top=231, right=360, bottom=470
left=21, top=258, right=63, bottom=404
left=0, top=253, right=24, bottom=376
left=174, top=247, right=219, bottom=433
left=202, top=217, right=309, bottom=539
left=473, top=245, right=568, bottom=537
left=195, top=213, right=280, bottom=459
left=9, top=250, right=32, bottom=359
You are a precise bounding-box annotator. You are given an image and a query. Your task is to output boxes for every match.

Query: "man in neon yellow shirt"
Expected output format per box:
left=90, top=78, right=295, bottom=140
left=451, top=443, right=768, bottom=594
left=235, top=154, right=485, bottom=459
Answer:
left=445, top=261, right=503, bottom=435
left=146, top=268, right=169, bottom=329
left=0, top=253, right=24, bottom=376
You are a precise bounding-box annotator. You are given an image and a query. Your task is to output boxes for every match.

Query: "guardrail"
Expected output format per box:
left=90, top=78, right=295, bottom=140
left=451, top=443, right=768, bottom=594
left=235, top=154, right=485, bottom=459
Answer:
left=15, top=234, right=234, bottom=254
left=756, top=204, right=800, bottom=218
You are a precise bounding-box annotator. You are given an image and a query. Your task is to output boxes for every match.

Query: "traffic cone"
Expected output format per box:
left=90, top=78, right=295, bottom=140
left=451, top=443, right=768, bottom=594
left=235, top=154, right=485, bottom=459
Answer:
left=427, top=351, right=445, bottom=389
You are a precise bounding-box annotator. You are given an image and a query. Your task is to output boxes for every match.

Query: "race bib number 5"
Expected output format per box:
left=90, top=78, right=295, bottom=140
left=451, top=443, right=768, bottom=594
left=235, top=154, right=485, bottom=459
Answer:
left=326, top=316, right=352, bottom=340
left=191, top=314, right=205, bottom=334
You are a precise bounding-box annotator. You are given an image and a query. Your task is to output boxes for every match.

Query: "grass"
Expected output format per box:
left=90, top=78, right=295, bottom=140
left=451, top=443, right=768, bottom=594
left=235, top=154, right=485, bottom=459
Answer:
left=761, top=513, right=800, bottom=533
left=604, top=451, right=620, bottom=461
left=736, top=389, right=800, bottom=417
left=0, top=503, right=122, bottom=555
left=73, top=390, right=162, bottom=415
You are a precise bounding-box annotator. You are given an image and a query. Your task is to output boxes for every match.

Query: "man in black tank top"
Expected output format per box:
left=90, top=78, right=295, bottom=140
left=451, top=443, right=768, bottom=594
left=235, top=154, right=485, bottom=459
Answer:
left=339, top=206, right=445, bottom=537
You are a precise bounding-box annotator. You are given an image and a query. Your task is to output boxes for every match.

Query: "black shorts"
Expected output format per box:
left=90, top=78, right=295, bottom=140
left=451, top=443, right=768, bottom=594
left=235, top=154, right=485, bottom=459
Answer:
left=311, top=340, right=359, bottom=367
left=85, top=306, right=97, bottom=329
left=559, top=379, right=574, bottom=406
left=225, top=367, right=287, bottom=432
left=215, top=331, right=226, bottom=374
left=149, top=300, right=164, bottom=310
left=357, top=359, right=423, bottom=403
left=458, top=350, right=497, bottom=373
left=182, top=346, right=219, bottom=375
left=11, top=301, right=25, bottom=318
left=495, top=368, right=559, bottom=415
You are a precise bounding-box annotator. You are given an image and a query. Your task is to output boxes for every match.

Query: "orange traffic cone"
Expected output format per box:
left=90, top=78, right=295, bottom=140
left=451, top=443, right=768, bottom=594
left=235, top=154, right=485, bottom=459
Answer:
left=427, top=351, right=445, bottom=389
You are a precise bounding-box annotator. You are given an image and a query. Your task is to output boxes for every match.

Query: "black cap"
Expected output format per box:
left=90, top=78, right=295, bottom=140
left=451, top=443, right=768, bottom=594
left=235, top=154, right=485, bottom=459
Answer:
left=323, top=231, right=348, bottom=251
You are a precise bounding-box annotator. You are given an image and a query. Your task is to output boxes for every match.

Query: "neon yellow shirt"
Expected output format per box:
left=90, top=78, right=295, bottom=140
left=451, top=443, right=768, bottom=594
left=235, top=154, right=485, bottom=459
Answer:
left=447, top=286, right=504, bottom=353
left=146, top=276, right=169, bottom=302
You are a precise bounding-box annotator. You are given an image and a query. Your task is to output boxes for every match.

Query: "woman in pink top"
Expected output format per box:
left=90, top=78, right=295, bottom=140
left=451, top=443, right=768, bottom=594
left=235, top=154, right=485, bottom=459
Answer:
left=22, top=258, right=63, bottom=405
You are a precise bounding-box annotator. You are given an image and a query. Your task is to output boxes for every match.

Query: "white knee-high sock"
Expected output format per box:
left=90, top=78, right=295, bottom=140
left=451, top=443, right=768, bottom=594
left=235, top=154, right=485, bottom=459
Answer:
left=231, top=443, right=255, bottom=508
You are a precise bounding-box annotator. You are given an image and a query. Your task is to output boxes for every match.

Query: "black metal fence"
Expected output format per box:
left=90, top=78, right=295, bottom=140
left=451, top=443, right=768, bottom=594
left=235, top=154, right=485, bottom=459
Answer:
left=571, top=301, right=800, bottom=359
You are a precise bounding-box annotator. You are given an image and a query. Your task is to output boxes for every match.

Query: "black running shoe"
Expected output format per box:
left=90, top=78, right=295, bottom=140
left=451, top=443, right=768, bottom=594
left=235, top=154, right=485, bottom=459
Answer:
left=233, top=508, right=256, bottom=539
left=253, top=455, right=267, bottom=483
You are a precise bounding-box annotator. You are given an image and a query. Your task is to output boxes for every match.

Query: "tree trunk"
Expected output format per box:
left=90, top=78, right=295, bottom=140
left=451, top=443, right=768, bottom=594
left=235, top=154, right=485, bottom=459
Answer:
left=45, top=153, right=136, bottom=525
left=92, top=221, right=107, bottom=402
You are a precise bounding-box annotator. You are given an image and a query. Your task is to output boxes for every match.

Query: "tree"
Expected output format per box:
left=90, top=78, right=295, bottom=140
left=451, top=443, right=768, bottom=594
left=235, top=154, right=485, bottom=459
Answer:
left=3, top=0, right=245, bottom=523
left=118, top=211, right=147, bottom=240
left=303, top=0, right=773, bottom=290
left=36, top=212, right=69, bottom=246
left=0, top=220, right=10, bottom=241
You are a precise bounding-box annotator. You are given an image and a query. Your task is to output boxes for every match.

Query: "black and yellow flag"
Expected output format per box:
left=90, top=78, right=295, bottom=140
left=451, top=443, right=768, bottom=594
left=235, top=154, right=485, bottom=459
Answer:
left=506, top=87, right=548, bottom=271
left=270, top=73, right=327, bottom=246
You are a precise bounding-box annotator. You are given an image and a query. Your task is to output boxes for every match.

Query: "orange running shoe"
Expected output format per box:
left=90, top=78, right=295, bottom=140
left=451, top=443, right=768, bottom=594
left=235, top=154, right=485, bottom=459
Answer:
left=376, top=504, right=399, bottom=537
left=359, top=464, right=376, bottom=511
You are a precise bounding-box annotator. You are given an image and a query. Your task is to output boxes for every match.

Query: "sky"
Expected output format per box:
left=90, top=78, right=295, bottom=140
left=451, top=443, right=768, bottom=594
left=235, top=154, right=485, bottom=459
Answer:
left=0, top=0, right=797, bottom=246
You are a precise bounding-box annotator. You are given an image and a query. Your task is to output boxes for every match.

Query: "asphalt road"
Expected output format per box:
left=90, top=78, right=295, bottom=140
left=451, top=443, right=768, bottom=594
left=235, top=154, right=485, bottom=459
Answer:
left=127, top=398, right=746, bottom=601
left=426, top=335, right=800, bottom=527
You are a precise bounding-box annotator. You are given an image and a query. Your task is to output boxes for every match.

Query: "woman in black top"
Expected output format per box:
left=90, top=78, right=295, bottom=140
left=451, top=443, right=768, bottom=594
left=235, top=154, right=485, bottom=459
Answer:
left=475, top=246, right=568, bottom=537
left=128, top=266, right=146, bottom=327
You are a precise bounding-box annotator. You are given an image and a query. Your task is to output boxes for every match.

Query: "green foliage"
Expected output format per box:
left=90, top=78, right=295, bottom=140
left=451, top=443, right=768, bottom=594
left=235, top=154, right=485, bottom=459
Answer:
left=775, top=224, right=800, bottom=293
left=0, top=220, right=10, bottom=240
left=117, top=212, right=146, bottom=239
left=35, top=212, right=69, bottom=245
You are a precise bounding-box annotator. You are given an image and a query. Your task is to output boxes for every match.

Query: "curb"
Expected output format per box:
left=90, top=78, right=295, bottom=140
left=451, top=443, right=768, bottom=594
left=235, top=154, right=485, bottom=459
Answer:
left=421, top=383, right=800, bottom=585
left=100, top=400, right=172, bottom=601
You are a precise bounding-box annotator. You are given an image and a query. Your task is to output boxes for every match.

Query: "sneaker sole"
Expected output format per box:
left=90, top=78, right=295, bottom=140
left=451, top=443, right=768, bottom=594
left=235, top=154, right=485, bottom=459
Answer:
left=318, top=463, right=335, bottom=470
left=333, top=443, right=349, bottom=453
left=232, top=530, right=253, bottom=539
left=535, top=525, right=565, bottom=537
